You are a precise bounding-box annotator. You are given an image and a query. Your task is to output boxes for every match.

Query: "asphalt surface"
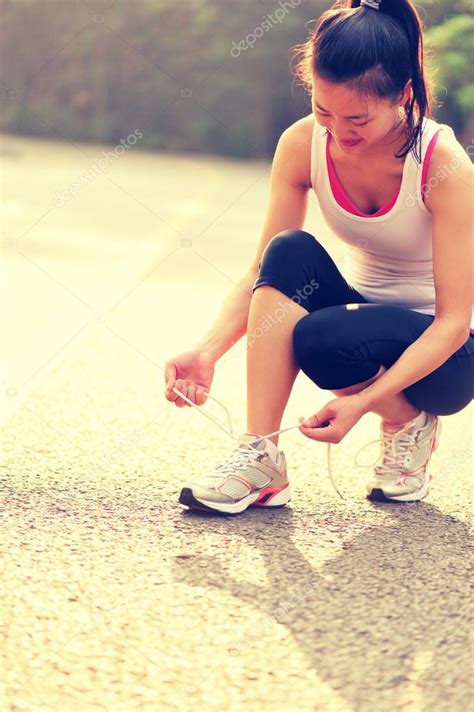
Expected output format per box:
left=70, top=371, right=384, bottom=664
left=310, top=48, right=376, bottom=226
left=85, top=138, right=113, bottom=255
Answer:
left=2, top=134, right=473, bottom=711
left=3, top=320, right=474, bottom=712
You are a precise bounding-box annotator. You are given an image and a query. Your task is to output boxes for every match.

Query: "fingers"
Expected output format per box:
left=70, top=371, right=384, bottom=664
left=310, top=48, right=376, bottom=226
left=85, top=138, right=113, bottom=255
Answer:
left=164, top=380, right=209, bottom=408
left=299, top=413, right=332, bottom=428
left=173, top=379, right=188, bottom=407
left=186, top=384, right=197, bottom=407
left=299, top=414, right=318, bottom=428
left=164, top=362, right=176, bottom=391
left=195, top=388, right=207, bottom=406
left=298, top=414, right=337, bottom=443
left=164, top=385, right=176, bottom=402
left=164, top=381, right=180, bottom=403
left=298, top=422, right=340, bottom=444
left=164, top=362, right=176, bottom=402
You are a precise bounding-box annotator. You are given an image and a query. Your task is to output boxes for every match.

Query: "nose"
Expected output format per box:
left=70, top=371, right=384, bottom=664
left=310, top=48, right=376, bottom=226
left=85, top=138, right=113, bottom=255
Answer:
left=332, top=124, right=359, bottom=141
left=330, top=117, right=357, bottom=133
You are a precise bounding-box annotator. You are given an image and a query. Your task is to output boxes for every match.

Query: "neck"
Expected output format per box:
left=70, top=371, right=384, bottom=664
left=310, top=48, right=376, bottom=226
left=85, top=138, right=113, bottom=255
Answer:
left=365, top=117, right=409, bottom=162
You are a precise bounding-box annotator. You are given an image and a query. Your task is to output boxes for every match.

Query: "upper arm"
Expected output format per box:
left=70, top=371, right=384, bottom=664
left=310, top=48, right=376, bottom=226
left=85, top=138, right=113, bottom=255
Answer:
left=248, top=117, right=312, bottom=273
left=425, top=130, right=473, bottom=335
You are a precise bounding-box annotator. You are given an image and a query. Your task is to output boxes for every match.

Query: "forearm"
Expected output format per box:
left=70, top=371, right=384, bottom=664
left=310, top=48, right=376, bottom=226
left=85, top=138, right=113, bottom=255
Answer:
left=192, top=269, right=258, bottom=361
left=356, top=318, right=469, bottom=413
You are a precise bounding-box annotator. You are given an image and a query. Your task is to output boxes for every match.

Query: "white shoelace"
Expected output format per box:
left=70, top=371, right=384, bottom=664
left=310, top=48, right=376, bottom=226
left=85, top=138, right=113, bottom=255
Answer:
left=353, top=422, right=420, bottom=478
left=204, top=448, right=266, bottom=486
left=171, top=386, right=345, bottom=499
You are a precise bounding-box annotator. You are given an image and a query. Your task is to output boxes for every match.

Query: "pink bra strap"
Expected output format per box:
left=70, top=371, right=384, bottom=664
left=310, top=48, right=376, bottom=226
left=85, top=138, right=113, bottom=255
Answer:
left=421, top=130, right=441, bottom=203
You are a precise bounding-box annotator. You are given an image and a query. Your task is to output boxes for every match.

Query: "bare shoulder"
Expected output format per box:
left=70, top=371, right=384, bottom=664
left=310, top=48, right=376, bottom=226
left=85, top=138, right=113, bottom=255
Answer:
left=274, top=113, right=315, bottom=189
left=430, top=126, right=472, bottom=168
left=425, top=126, right=473, bottom=212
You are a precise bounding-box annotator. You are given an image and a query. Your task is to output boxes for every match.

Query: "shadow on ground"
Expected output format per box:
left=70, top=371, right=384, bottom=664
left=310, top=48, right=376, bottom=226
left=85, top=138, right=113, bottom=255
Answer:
left=172, top=502, right=472, bottom=711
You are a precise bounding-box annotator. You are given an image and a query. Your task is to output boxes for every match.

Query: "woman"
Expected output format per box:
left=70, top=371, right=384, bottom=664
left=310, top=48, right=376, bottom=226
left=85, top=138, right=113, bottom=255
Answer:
left=164, top=0, right=473, bottom=513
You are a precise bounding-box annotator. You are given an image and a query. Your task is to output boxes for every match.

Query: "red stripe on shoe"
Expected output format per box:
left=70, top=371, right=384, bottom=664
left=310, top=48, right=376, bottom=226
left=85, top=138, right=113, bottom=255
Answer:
left=253, top=482, right=289, bottom=504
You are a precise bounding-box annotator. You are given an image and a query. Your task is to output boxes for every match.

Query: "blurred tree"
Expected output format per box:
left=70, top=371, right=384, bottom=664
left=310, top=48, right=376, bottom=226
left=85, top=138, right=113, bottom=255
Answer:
left=426, top=14, right=474, bottom=140
left=0, top=0, right=471, bottom=156
left=419, top=0, right=473, bottom=27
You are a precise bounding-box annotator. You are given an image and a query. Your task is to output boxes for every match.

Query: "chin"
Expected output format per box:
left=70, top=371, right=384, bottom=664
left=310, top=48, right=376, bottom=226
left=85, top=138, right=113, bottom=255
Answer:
left=339, top=138, right=364, bottom=150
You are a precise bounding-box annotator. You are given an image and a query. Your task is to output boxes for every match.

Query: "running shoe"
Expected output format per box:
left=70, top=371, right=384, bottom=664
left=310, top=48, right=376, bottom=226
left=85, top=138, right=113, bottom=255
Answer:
left=358, top=410, right=442, bottom=502
left=178, top=433, right=291, bottom=514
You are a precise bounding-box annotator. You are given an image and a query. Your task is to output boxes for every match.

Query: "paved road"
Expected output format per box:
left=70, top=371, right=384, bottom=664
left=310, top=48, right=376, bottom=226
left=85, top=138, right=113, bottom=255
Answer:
left=1, top=134, right=473, bottom=711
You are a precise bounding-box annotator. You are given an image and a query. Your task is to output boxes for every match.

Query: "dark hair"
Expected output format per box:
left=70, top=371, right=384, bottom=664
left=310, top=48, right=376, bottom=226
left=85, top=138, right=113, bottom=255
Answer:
left=291, top=0, right=435, bottom=162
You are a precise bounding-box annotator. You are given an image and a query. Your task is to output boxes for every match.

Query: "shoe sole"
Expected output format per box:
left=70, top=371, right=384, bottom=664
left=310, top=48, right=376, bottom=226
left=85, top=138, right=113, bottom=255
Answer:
left=179, top=483, right=291, bottom=515
left=367, top=417, right=442, bottom=503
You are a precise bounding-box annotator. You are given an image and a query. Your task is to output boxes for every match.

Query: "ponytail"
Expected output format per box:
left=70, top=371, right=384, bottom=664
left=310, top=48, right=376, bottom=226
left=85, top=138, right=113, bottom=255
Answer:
left=291, top=0, right=434, bottom=162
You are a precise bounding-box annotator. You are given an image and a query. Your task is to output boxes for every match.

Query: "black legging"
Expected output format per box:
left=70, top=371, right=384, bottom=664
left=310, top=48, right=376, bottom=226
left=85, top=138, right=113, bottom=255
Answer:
left=251, top=229, right=474, bottom=416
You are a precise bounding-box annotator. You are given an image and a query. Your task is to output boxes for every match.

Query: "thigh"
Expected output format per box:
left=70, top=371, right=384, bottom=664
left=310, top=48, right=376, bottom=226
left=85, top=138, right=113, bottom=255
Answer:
left=293, top=303, right=474, bottom=415
left=252, top=229, right=367, bottom=312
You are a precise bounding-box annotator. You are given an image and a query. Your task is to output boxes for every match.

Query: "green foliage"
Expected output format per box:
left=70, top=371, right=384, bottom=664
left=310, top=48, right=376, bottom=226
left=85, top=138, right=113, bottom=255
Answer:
left=425, top=14, right=474, bottom=135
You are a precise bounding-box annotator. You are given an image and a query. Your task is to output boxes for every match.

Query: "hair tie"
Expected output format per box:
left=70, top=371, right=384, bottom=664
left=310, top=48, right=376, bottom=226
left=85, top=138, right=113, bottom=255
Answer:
left=360, top=0, right=381, bottom=9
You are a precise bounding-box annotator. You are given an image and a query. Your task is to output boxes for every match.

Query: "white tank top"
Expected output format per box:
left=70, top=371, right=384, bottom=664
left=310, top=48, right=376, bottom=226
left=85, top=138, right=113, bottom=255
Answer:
left=310, top=116, right=474, bottom=331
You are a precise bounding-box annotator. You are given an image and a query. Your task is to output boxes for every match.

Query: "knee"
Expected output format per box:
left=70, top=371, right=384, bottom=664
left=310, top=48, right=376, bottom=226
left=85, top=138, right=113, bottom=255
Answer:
left=292, top=308, right=345, bottom=366
left=403, top=387, right=473, bottom=417
left=292, top=308, right=359, bottom=390
left=292, top=314, right=313, bottom=366
left=258, top=229, right=320, bottom=271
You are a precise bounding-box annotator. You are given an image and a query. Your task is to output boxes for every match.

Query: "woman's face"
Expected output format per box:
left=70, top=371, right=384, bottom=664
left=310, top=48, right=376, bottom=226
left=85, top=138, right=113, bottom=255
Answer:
left=311, top=74, right=409, bottom=155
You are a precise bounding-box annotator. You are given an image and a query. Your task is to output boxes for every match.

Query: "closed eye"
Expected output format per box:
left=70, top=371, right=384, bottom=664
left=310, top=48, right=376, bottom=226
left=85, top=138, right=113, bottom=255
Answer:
left=316, top=110, right=370, bottom=126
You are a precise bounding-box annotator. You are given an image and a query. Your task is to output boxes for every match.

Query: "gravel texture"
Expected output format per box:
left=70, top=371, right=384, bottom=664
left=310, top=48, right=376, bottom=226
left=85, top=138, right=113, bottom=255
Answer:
left=2, top=134, right=473, bottom=711
left=2, top=325, right=473, bottom=712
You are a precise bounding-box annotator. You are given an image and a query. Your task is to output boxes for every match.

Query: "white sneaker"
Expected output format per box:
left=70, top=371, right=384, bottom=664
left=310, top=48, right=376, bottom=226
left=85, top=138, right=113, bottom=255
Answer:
left=178, top=433, right=291, bottom=514
left=356, top=410, right=442, bottom=502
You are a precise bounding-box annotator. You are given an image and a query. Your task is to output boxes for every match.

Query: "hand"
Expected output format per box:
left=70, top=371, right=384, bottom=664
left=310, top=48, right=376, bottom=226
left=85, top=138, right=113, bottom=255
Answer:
left=298, top=395, right=368, bottom=444
left=164, top=349, right=216, bottom=407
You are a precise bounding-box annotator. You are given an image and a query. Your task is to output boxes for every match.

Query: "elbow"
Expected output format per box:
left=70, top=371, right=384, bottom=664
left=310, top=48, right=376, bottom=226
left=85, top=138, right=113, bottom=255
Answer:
left=454, top=329, right=472, bottom=349
left=453, top=319, right=472, bottom=346
left=432, top=315, right=471, bottom=348
left=458, top=326, right=472, bottom=347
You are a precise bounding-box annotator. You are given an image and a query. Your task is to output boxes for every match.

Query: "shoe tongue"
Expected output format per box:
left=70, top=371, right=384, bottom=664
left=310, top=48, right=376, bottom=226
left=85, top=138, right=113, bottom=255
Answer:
left=238, top=433, right=266, bottom=450
left=383, top=423, right=408, bottom=433
left=237, top=432, right=281, bottom=464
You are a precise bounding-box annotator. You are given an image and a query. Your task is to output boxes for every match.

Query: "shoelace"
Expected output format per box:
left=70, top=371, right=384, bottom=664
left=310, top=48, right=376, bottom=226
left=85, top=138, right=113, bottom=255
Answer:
left=352, top=421, right=420, bottom=477
left=206, top=447, right=266, bottom=484
left=171, top=386, right=345, bottom=499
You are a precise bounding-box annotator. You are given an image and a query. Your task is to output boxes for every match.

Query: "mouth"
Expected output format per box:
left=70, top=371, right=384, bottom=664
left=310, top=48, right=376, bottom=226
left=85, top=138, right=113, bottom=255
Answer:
left=340, top=138, right=362, bottom=147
